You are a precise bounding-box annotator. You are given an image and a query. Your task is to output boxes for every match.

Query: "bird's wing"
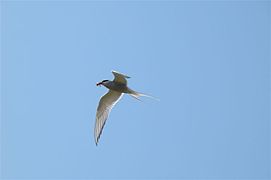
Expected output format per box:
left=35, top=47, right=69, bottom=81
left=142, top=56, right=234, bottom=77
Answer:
left=94, top=90, right=123, bottom=145
left=112, top=70, right=130, bottom=85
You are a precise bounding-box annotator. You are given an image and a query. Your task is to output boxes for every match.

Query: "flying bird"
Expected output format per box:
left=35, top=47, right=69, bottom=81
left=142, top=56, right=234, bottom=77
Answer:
left=94, top=70, right=156, bottom=145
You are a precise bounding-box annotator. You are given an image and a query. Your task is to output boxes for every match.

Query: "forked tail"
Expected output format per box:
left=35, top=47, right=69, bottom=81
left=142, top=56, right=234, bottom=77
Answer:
left=127, top=88, right=159, bottom=101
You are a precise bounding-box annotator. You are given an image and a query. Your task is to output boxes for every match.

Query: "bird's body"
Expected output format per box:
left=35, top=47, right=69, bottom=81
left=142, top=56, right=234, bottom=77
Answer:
left=102, top=81, right=129, bottom=93
left=94, top=70, right=154, bottom=145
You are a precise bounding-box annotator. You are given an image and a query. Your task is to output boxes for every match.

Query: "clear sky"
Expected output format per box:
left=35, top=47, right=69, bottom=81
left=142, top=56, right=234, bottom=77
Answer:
left=1, top=1, right=270, bottom=179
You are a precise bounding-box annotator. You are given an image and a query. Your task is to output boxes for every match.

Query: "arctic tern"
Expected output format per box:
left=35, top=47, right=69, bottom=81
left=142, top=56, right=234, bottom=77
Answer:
left=94, top=70, right=155, bottom=145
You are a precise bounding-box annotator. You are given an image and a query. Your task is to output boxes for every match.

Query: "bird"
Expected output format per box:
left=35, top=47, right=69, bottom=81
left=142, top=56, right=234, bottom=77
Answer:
left=94, top=70, right=156, bottom=145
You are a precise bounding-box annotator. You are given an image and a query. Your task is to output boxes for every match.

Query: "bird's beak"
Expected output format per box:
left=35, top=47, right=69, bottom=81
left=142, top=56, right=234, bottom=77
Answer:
left=96, top=82, right=102, bottom=86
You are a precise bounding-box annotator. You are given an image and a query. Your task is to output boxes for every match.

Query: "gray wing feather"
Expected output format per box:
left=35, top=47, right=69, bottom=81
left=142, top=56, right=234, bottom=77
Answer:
left=94, top=90, right=123, bottom=145
left=112, top=70, right=130, bottom=85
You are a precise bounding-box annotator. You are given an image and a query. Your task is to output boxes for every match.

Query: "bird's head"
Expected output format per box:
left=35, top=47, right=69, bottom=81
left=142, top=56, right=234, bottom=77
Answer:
left=96, top=80, right=109, bottom=87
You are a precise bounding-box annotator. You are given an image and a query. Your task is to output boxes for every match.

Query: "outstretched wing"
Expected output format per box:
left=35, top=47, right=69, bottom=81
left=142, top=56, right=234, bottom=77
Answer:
left=94, top=90, right=123, bottom=145
left=112, top=70, right=130, bottom=85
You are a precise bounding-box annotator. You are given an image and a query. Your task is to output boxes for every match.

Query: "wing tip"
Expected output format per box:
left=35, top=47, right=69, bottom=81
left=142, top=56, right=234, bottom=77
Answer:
left=95, top=136, right=99, bottom=146
left=111, top=70, right=130, bottom=78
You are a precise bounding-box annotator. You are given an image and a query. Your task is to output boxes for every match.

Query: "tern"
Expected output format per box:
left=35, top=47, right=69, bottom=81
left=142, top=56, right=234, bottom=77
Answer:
left=94, top=70, right=155, bottom=145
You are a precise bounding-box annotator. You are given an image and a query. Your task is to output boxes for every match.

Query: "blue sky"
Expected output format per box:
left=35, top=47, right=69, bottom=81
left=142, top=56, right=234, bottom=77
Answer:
left=1, top=1, right=270, bottom=179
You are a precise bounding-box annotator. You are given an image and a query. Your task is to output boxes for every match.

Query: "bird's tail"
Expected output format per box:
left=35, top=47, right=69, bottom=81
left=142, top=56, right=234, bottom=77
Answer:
left=127, top=88, right=159, bottom=101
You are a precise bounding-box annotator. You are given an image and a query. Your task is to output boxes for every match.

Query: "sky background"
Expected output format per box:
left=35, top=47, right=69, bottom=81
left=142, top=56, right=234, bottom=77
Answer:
left=1, top=1, right=270, bottom=179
